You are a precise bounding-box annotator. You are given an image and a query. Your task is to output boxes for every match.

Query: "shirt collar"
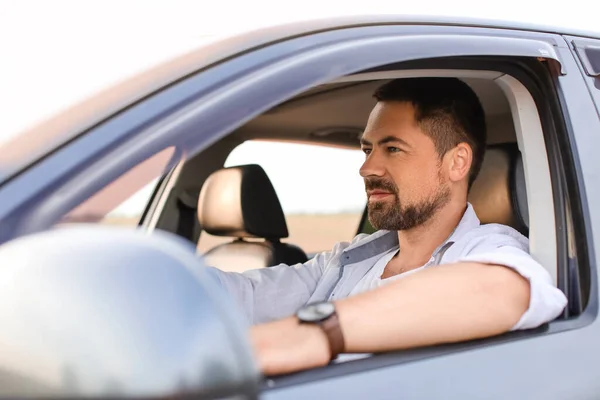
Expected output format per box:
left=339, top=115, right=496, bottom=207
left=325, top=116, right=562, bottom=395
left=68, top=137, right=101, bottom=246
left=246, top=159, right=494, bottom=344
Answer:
left=430, top=202, right=480, bottom=256
left=343, top=203, right=480, bottom=264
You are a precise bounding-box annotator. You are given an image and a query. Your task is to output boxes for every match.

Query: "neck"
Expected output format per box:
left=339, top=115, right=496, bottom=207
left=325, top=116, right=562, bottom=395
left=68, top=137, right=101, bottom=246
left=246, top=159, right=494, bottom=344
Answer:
left=396, top=198, right=468, bottom=264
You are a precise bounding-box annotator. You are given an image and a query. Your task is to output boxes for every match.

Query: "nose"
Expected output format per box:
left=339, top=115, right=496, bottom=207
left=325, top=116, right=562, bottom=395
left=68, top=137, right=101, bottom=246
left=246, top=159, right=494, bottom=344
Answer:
left=359, top=150, right=385, bottom=178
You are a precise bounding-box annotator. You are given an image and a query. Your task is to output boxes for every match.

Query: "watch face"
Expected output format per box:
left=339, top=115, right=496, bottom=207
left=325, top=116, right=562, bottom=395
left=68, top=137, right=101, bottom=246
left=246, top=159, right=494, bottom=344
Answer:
left=297, top=302, right=335, bottom=323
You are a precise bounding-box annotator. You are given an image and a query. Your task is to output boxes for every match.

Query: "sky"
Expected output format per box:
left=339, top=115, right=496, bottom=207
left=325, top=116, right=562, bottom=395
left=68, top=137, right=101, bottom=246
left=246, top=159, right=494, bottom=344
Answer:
left=1, top=0, right=598, bottom=216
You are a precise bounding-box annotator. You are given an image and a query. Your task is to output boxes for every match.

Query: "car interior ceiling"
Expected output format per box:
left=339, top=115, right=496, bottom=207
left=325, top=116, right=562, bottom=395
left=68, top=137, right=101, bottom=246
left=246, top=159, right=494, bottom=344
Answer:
left=155, top=75, right=526, bottom=270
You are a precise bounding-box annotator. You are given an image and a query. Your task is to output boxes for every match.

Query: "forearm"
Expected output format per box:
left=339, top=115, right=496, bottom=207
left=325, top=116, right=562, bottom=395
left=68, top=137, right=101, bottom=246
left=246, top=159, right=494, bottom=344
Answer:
left=251, top=262, right=531, bottom=375
left=337, top=262, right=530, bottom=353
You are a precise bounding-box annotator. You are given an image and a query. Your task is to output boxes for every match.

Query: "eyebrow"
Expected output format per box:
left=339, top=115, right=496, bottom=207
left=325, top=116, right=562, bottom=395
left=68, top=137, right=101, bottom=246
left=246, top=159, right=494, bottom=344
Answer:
left=360, top=135, right=412, bottom=148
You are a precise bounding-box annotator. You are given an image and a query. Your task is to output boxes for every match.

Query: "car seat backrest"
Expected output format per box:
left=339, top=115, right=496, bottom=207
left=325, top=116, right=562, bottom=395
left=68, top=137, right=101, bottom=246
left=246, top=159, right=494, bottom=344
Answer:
left=197, top=164, right=307, bottom=272
left=468, top=144, right=529, bottom=235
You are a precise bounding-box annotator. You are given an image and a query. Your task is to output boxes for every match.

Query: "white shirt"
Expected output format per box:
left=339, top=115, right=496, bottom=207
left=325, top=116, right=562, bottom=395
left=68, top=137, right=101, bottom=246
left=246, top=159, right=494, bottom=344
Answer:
left=349, top=247, right=399, bottom=295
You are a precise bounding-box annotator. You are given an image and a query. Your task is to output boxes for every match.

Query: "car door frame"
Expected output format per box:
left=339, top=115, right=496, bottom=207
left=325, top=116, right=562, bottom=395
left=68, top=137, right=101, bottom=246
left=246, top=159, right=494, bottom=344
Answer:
left=0, top=24, right=568, bottom=241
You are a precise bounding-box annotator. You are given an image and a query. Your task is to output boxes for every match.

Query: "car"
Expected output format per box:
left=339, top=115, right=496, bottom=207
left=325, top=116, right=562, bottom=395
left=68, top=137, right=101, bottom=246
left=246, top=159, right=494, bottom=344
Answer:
left=0, top=14, right=599, bottom=399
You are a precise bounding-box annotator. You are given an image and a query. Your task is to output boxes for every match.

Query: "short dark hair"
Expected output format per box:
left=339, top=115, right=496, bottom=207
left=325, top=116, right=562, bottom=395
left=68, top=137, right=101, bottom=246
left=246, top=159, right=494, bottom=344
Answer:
left=373, top=78, right=487, bottom=189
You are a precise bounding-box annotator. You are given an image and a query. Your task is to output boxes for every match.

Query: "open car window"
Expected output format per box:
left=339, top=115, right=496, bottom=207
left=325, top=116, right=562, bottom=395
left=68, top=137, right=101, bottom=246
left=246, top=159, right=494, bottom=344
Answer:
left=197, top=141, right=366, bottom=255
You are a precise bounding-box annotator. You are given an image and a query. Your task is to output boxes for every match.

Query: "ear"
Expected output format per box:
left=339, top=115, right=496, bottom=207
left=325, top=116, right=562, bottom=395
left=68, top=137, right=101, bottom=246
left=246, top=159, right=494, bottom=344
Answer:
left=446, top=143, right=472, bottom=184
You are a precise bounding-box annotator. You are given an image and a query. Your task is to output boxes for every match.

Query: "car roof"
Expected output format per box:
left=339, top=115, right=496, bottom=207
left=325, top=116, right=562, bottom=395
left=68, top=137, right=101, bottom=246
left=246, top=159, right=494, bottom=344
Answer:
left=220, top=14, right=600, bottom=54
left=3, top=14, right=597, bottom=182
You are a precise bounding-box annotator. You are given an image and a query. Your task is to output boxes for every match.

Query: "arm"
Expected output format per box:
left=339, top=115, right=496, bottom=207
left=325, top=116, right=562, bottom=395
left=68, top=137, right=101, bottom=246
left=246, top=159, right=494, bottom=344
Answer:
left=251, top=243, right=567, bottom=375
left=209, top=260, right=322, bottom=325
left=251, top=262, right=529, bottom=374
left=209, top=238, right=360, bottom=324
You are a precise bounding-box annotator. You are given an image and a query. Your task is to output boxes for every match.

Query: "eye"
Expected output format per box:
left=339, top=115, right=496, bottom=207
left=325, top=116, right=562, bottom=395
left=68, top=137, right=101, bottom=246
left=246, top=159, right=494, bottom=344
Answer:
left=387, top=146, right=401, bottom=153
left=362, top=148, right=372, bottom=155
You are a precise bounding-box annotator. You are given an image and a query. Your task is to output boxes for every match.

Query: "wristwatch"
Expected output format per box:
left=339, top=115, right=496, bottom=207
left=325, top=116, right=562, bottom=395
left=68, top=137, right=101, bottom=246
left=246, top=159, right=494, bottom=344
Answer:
left=296, top=301, right=345, bottom=361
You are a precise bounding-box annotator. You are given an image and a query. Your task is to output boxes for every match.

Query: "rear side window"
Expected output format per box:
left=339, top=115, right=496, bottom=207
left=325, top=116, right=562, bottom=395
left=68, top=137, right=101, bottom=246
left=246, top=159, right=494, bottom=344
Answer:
left=197, top=141, right=366, bottom=254
left=572, top=38, right=600, bottom=112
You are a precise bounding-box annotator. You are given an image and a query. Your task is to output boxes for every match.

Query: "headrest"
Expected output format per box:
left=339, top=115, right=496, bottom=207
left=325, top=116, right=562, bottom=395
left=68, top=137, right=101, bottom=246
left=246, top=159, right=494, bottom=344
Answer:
left=468, top=144, right=529, bottom=234
left=197, top=164, right=289, bottom=239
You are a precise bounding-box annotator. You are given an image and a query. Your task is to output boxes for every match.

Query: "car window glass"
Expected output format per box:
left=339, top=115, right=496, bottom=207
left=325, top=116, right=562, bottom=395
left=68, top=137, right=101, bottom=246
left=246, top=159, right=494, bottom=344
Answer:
left=197, top=141, right=366, bottom=254
left=58, top=147, right=175, bottom=226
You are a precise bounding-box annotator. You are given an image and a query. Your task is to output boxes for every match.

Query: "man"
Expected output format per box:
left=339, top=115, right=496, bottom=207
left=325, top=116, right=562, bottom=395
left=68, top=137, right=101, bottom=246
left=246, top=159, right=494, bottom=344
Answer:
left=208, top=78, right=567, bottom=376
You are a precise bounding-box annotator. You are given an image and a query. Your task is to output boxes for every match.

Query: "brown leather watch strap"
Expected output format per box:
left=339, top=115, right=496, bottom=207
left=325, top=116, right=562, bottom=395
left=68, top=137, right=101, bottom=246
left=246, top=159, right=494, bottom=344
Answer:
left=319, top=312, right=345, bottom=360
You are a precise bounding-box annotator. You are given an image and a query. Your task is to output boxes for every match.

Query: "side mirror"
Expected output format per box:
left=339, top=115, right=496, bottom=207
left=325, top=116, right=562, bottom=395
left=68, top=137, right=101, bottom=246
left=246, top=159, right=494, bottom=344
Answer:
left=0, top=226, right=260, bottom=399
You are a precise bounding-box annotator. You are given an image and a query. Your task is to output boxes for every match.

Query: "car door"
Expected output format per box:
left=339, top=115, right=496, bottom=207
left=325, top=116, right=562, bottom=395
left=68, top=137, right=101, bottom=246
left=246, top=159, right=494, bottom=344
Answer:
left=0, top=20, right=597, bottom=399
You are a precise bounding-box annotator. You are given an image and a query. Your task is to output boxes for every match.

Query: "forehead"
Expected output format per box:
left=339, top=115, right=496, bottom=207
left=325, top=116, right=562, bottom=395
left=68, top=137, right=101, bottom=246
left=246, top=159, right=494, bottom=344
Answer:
left=362, top=101, right=423, bottom=143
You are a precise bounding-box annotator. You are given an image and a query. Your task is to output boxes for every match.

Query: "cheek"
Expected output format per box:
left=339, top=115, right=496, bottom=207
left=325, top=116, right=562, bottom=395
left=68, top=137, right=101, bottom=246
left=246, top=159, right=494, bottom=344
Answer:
left=392, top=161, right=441, bottom=201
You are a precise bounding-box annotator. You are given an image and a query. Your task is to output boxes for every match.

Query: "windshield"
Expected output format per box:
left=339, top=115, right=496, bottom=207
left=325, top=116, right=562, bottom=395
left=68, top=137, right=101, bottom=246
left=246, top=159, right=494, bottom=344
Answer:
left=57, top=147, right=176, bottom=226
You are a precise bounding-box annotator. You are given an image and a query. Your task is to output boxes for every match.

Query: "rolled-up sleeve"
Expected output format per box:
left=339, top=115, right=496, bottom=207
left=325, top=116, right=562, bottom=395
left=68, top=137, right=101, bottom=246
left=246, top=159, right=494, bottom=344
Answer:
left=457, top=231, right=568, bottom=331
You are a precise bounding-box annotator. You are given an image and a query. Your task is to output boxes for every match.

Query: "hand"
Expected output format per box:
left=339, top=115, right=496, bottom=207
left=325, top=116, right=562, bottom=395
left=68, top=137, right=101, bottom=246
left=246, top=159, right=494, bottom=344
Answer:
left=250, top=317, right=331, bottom=376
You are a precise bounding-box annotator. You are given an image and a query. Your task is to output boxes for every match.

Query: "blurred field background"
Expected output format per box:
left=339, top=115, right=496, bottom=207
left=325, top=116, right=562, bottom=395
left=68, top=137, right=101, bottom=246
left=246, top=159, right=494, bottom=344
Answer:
left=102, top=213, right=362, bottom=254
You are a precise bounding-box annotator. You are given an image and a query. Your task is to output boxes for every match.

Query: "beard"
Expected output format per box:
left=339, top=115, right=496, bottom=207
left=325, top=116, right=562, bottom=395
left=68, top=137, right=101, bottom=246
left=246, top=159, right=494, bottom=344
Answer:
left=365, top=175, right=451, bottom=231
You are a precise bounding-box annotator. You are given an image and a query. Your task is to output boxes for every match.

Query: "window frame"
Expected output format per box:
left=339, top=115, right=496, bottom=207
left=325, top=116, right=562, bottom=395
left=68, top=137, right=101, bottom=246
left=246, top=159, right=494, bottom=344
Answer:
left=0, top=24, right=566, bottom=242
left=553, top=39, right=600, bottom=320
left=262, top=55, right=594, bottom=391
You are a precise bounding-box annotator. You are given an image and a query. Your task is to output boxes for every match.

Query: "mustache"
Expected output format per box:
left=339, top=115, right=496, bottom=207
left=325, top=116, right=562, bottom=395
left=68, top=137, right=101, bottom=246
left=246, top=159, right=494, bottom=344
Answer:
left=364, top=177, right=398, bottom=194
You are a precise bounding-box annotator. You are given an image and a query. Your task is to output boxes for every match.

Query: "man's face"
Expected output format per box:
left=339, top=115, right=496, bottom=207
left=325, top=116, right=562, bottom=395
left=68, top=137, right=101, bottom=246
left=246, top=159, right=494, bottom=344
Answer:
left=359, top=101, right=451, bottom=231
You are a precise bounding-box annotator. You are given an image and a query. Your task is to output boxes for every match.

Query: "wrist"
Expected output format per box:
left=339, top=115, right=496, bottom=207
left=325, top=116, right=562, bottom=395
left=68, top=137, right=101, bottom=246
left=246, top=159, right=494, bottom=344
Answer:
left=250, top=316, right=331, bottom=375
left=296, top=317, right=332, bottom=365
left=296, top=301, right=345, bottom=361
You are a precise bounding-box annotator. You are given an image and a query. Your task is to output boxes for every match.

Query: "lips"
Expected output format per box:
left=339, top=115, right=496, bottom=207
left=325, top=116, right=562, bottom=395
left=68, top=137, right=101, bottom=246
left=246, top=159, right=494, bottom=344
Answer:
left=368, top=190, right=393, bottom=200
left=364, top=177, right=397, bottom=200
left=368, top=190, right=391, bottom=196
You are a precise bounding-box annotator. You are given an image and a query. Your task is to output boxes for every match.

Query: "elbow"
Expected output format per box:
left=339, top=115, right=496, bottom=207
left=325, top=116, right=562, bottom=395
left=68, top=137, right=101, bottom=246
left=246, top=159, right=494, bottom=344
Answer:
left=482, top=264, right=531, bottom=330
